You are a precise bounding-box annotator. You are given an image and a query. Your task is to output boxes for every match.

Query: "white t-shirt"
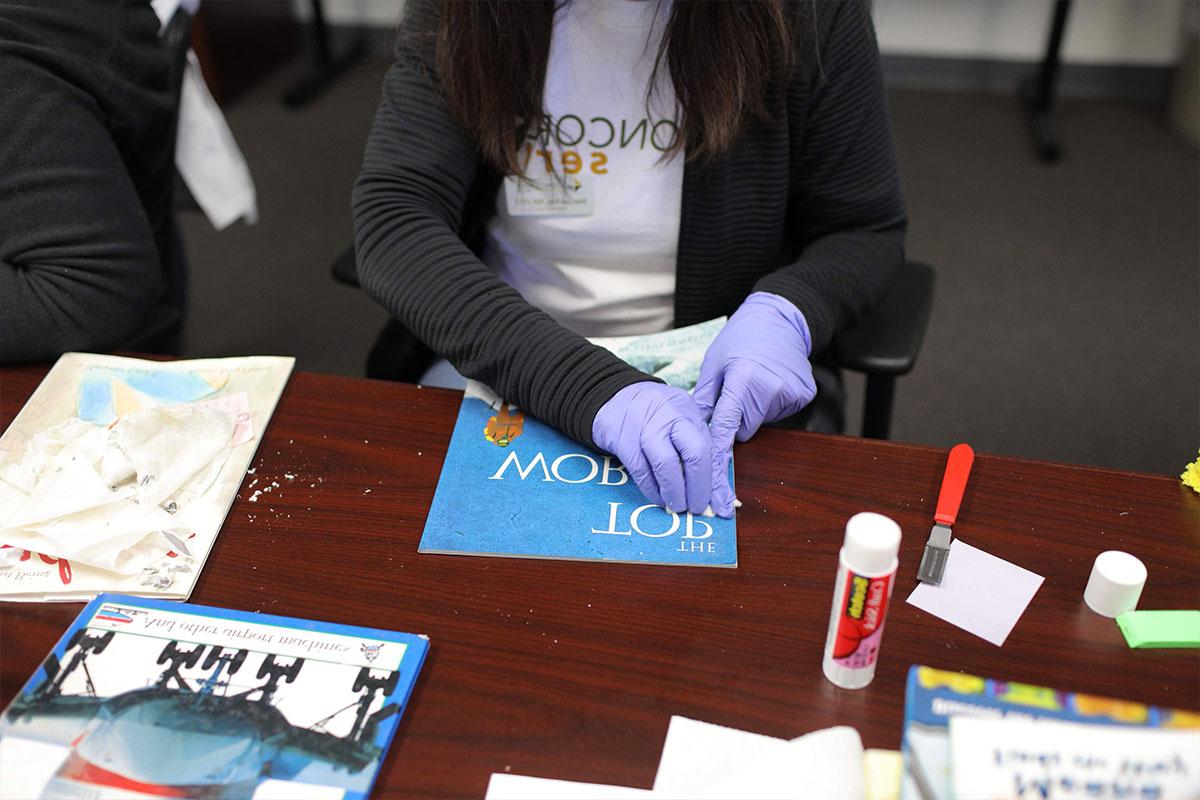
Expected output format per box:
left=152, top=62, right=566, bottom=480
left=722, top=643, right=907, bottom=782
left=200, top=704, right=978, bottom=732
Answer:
left=482, top=0, right=683, bottom=338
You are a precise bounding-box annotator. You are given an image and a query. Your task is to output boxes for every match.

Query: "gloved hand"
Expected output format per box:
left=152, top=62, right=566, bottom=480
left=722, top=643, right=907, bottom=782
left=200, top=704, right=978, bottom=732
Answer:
left=592, top=381, right=713, bottom=516
left=694, top=292, right=817, bottom=516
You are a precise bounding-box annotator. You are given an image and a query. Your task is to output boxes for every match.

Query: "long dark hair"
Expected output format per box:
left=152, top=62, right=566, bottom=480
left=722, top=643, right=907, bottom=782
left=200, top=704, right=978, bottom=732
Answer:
left=434, top=0, right=798, bottom=175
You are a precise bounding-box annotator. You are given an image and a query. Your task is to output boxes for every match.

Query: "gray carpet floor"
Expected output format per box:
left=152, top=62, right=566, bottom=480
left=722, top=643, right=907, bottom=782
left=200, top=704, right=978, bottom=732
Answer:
left=178, top=57, right=1199, bottom=476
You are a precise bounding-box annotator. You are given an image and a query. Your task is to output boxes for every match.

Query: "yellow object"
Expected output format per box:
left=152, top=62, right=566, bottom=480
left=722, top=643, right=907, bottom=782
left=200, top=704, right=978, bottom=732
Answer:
left=198, top=370, right=230, bottom=390
left=1163, top=708, right=1200, bottom=729
left=1072, top=694, right=1149, bottom=724
left=916, top=666, right=985, bottom=695
left=483, top=405, right=525, bottom=447
left=1182, top=451, right=1200, bottom=494
left=864, top=749, right=902, bottom=800
left=111, top=379, right=158, bottom=419
left=998, top=681, right=1062, bottom=711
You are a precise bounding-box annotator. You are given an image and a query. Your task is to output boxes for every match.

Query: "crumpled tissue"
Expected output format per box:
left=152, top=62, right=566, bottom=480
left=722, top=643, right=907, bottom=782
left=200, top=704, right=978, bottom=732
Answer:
left=0, top=401, right=236, bottom=575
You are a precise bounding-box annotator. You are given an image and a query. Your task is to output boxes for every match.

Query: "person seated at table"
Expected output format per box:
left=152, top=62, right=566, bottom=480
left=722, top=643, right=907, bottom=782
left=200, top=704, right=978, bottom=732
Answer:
left=0, top=0, right=181, bottom=364
left=352, top=0, right=906, bottom=518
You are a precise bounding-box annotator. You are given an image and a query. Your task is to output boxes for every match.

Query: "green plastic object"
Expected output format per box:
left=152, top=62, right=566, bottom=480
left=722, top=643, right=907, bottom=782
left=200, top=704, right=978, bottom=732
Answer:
left=1116, top=610, right=1200, bottom=649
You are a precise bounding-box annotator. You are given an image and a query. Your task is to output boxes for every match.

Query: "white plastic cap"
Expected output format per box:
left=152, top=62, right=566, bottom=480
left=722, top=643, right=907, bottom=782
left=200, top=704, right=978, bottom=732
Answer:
left=842, top=512, right=902, bottom=576
left=1084, top=550, right=1146, bottom=618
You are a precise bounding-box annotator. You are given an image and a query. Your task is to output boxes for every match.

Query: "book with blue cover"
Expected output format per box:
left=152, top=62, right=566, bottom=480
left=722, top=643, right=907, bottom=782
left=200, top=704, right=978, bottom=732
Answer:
left=420, top=319, right=737, bottom=568
left=0, top=593, right=429, bottom=800
left=900, top=664, right=1200, bottom=800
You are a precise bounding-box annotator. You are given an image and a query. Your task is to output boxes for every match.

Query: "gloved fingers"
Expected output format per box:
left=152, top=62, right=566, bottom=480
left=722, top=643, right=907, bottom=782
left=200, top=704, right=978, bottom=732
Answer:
left=707, top=390, right=740, bottom=518
left=734, top=386, right=771, bottom=442
left=732, top=368, right=794, bottom=442
left=668, top=419, right=713, bottom=516
left=710, top=448, right=736, bottom=518
left=642, top=431, right=687, bottom=513
left=622, top=448, right=665, bottom=509
left=691, top=361, right=723, bottom=421
left=708, top=378, right=746, bottom=458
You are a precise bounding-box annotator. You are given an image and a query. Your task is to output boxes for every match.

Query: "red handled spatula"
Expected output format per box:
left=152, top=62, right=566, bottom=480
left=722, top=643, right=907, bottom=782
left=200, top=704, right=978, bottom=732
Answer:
left=917, top=443, right=975, bottom=586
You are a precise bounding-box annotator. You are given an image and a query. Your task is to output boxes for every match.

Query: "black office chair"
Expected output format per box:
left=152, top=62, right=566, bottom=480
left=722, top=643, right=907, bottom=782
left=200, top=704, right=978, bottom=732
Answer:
left=332, top=247, right=934, bottom=440
left=835, top=260, right=935, bottom=439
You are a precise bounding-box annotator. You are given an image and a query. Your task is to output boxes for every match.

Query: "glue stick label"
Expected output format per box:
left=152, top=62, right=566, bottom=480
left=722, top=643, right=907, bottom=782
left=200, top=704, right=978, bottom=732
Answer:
left=831, top=569, right=893, bottom=669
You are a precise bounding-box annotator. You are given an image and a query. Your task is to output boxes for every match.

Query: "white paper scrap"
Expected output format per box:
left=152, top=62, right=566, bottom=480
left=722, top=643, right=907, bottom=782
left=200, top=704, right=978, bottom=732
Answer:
left=654, top=716, right=784, bottom=795
left=485, top=773, right=655, bottom=799
left=949, top=716, right=1200, bottom=800
left=654, top=716, right=865, bottom=800
left=487, top=718, right=868, bottom=800
left=906, top=540, right=1043, bottom=646
left=693, top=727, right=865, bottom=800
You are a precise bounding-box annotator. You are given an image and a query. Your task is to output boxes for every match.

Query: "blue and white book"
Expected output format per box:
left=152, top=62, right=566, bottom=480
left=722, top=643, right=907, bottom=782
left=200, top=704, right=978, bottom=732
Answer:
left=0, top=593, right=429, bottom=800
left=420, top=319, right=737, bottom=568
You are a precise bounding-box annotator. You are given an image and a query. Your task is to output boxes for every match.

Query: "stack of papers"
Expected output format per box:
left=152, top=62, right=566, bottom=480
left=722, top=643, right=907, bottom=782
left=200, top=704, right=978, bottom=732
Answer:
left=486, top=716, right=901, bottom=800
left=0, top=353, right=293, bottom=601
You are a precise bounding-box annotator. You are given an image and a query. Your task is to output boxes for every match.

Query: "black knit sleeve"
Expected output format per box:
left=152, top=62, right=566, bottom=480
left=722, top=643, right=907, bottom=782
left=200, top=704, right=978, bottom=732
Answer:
left=754, top=0, right=907, bottom=351
left=0, top=3, right=167, bottom=364
left=351, top=4, right=649, bottom=447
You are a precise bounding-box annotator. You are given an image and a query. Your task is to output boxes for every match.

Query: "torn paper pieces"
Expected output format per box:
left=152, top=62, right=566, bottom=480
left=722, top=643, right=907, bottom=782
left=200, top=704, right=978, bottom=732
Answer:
left=0, top=417, right=97, bottom=496
left=109, top=402, right=235, bottom=509
left=0, top=402, right=236, bottom=575
left=195, top=392, right=254, bottom=447
left=2, top=504, right=184, bottom=575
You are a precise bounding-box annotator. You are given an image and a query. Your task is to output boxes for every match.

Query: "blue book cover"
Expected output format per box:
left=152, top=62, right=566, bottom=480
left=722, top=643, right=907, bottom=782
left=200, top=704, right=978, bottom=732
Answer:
left=0, top=593, right=429, bottom=800
left=900, top=664, right=1200, bottom=800
left=420, top=320, right=737, bottom=568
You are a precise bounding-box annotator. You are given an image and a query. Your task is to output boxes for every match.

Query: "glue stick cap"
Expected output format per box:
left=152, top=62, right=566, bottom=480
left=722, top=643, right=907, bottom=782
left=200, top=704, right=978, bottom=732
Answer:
left=842, top=512, right=902, bottom=576
left=1084, top=550, right=1146, bottom=618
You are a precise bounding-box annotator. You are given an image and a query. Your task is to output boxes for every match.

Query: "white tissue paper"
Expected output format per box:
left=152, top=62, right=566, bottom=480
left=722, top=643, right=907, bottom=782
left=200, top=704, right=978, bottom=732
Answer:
left=485, top=717, right=869, bottom=800
left=654, top=716, right=865, bottom=800
left=0, top=402, right=236, bottom=576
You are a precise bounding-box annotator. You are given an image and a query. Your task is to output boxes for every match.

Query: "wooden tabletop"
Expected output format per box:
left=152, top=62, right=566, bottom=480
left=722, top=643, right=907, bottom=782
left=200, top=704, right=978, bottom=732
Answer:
left=2, top=364, right=1198, bottom=797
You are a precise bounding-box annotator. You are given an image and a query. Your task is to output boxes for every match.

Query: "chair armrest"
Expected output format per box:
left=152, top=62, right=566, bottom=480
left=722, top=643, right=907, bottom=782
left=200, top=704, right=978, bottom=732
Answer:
left=331, top=244, right=360, bottom=287
left=834, top=260, right=935, bottom=377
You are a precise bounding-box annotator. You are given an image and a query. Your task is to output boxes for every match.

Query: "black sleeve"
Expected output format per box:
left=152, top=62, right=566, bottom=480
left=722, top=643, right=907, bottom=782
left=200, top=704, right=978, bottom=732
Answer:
left=754, top=0, right=907, bottom=351
left=0, top=11, right=163, bottom=364
left=351, top=4, right=648, bottom=447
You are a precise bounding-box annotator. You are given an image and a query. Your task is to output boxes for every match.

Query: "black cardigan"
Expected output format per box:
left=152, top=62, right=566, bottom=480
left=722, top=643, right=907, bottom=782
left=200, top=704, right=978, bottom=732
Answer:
left=352, top=0, right=906, bottom=448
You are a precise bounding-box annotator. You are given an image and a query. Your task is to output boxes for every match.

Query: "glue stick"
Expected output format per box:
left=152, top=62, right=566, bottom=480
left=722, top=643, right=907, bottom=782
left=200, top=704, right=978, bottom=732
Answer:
left=822, top=512, right=902, bottom=689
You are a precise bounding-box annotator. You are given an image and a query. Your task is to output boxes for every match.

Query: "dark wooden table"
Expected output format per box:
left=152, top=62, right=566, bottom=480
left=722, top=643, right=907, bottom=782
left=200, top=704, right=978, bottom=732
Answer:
left=3, top=365, right=1198, bottom=797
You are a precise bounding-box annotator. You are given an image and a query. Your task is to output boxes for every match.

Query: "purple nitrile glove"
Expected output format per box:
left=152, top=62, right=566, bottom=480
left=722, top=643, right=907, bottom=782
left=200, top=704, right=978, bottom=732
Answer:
left=592, top=381, right=714, bottom=516
left=694, top=292, right=817, bottom=516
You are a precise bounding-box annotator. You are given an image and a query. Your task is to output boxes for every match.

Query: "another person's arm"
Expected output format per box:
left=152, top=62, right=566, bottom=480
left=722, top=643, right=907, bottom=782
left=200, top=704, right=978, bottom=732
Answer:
left=0, top=26, right=162, bottom=363
left=758, top=0, right=906, bottom=348
left=695, top=0, right=906, bottom=515
left=352, top=4, right=711, bottom=514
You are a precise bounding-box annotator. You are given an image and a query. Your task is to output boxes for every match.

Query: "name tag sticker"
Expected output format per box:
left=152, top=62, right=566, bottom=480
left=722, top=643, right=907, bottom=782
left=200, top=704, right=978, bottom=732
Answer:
left=504, top=173, right=594, bottom=217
